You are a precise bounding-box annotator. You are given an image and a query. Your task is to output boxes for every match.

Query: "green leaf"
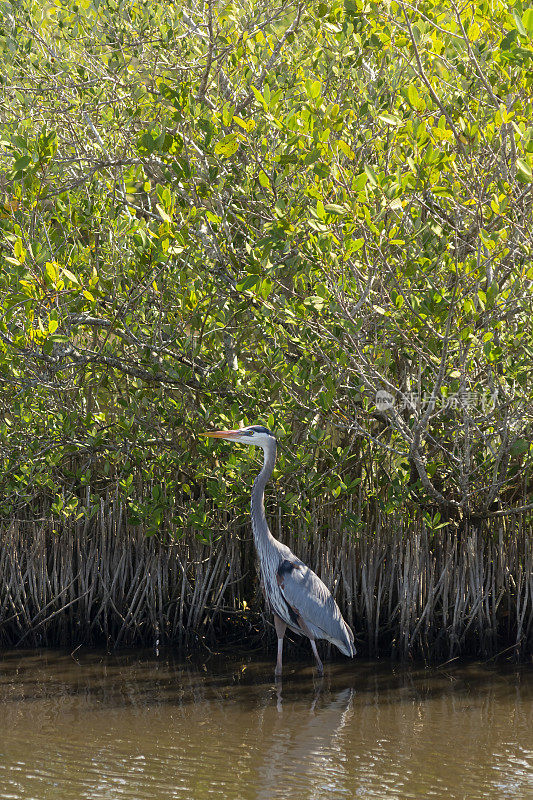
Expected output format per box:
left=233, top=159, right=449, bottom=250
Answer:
left=308, top=80, right=322, bottom=99
left=324, top=203, right=346, bottom=216
left=510, top=439, right=529, bottom=455
left=378, top=113, right=401, bottom=126
left=38, top=128, right=58, bottom=159
left=45, top=261, right=58, bottom=284
left=222, top=102, right=234, bottom=126
left=468, top=22, right=480, bottom=41
left=364, top=164, right=378, bottom=186
left=14, top=239, right=25, bottom=261
left=338, top=140, right=356, bottom=159
left=155, top=203, right=172, bottom=222
left=137, top=133, right=156, bottom=153
left=304, top=295, right=326, bottom=311
left=407, top=84, right=419, bottom=105
left=251, top=85, right=267, bottom=110
left=303, top=148, right=321, bottom=165
left=406, top=84, right=425, bottom=111
left=352, top=172, right=368, bottom=191
left=513, top=11, right=527, bottom=36
left=522, top=9, right=533, bottom=35
left=13, top=155, right=31, bottom=173
left=259, top=279, right=273, bottom=299
left=500, top=29, right=518, bottom=50
left=214, top=134, right=240, bottom=157
left=236, top=275, right=261, bottom=292
left=62, top=268, right=79, bottom=284
left=516, top=158, right=532, bottom=180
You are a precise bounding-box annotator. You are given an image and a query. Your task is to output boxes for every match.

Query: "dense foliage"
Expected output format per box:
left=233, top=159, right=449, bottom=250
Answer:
left=1, top=0, right=532, bottom=536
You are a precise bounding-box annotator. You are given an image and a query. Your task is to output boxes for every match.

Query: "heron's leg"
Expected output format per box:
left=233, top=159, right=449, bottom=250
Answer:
left=310, top=639, right=323, bottom=675
left=273, top=614, right=286, bottom=676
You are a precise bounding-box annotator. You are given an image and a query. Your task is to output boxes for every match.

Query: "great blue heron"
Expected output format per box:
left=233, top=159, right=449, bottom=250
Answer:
left=203, top=425, right=356, bottom=675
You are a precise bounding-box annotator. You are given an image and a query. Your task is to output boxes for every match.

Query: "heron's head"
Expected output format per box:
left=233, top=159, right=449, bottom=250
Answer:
left=202, top=424, right=276, bottom=449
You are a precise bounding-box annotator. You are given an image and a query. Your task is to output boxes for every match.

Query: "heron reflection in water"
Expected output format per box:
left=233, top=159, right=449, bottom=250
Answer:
left=257, top=680, right=354, bottom=800
left=203, top=425, right=356, bottom=676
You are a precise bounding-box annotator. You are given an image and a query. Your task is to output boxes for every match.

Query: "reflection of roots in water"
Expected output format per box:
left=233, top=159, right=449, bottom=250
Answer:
left=2, top=652, right=532, bottom=800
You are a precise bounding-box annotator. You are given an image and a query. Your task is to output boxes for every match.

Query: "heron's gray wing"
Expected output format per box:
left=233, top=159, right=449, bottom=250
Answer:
left=276, top=559, right=355, bottom=655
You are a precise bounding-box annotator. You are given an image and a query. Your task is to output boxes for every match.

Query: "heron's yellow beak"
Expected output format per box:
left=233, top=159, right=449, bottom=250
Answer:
left=201, top=429, right=240, bottom=440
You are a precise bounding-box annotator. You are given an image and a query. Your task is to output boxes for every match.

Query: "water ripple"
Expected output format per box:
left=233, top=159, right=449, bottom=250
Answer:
left=0, top=652, right=531, bottom=800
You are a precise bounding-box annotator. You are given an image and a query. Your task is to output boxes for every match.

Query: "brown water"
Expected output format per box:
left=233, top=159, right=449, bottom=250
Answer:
left=0, top=650, right=531, bottom=800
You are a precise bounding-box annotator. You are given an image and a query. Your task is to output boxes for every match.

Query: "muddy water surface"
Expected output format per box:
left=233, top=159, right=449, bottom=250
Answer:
left=0, top=650, right=531, bottom=799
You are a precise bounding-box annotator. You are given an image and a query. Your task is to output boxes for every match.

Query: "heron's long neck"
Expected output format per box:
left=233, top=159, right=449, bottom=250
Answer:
left=251, top=442, right=277, bottom=555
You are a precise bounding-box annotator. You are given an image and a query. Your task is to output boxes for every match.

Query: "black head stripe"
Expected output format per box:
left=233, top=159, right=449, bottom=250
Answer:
left=249, top=425, right=273, bottom=435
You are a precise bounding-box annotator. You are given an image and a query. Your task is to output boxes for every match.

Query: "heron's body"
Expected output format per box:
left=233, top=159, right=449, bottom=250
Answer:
left=203, top=424, right=356, bottom=675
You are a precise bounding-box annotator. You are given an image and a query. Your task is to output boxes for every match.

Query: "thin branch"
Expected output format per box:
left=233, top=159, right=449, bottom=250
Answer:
left=236, top=3, right=304, bottom=114
left=401, top=3, right=465, bottom=153
left=196, top=0, right=215, bottom=102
